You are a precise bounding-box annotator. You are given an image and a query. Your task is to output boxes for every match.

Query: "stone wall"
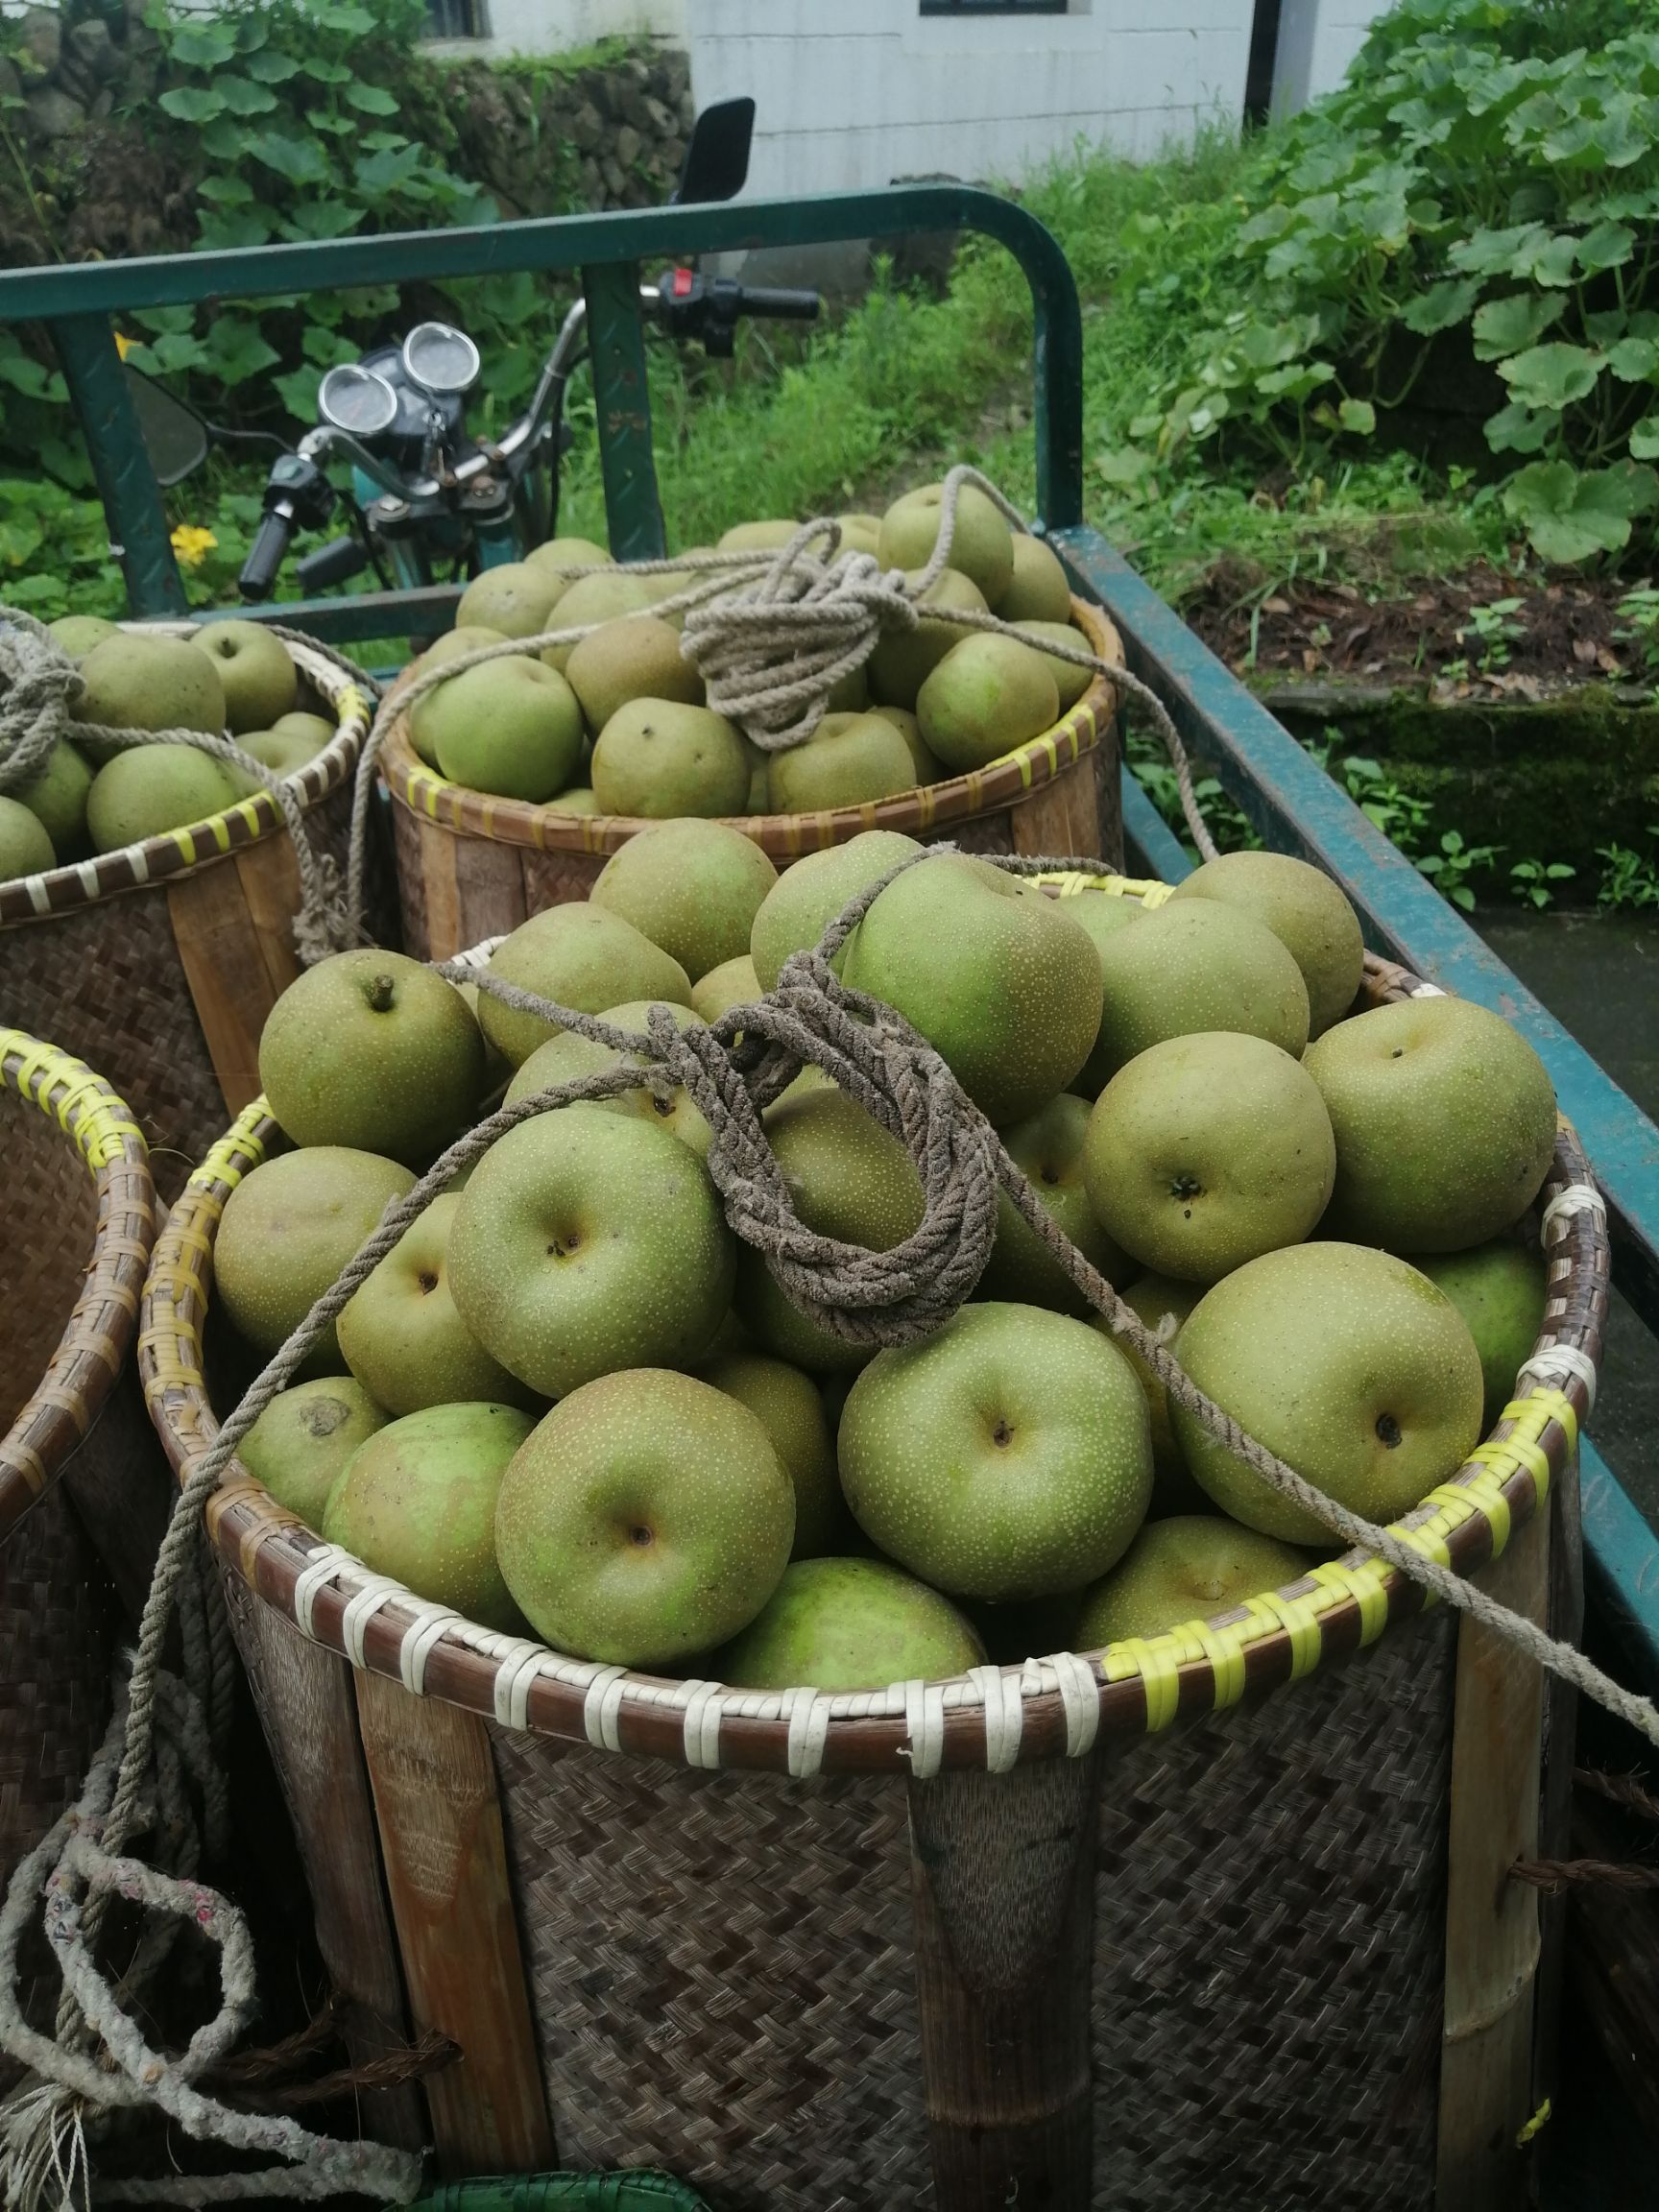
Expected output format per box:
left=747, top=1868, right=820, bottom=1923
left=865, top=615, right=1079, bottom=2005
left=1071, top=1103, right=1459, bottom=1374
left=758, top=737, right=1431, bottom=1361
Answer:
left=0, top=6, right=693, bottom=269
left=446, top=43, right=694, bottom=218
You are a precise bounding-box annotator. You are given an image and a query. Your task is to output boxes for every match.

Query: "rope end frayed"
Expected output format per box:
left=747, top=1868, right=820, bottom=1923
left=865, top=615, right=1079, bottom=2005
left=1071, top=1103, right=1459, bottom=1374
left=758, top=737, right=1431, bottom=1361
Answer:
left=0, top=2083, right=92, bottom=2212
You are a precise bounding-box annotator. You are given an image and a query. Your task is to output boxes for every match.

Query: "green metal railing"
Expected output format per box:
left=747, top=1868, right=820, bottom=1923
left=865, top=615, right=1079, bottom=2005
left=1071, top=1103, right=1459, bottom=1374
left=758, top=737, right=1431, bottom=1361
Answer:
left=0, top=185, right=1082, bottom=640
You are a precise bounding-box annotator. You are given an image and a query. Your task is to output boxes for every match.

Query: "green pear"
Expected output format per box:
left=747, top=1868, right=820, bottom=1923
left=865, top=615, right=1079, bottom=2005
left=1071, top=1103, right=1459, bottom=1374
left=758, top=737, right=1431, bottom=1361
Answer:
left=50, top=613, right=118, bottom=660
left=75, top=632, right=225, bottom=739
left=412, top=657, right=584, bottom=803
left=1058, top=887, right=1142, bottom=1010
left=718, top=518, right=801, bottom=552
left=591, top=818, right=778, bottom=979
left=448, top=1104, right=734, bottom=1397
left=214, top=1146, right=415, bottom=1373
left=408, top=632, right=509, bottom=757
left=259, top=950, right=483, bottom=1166
left=85, top=747, right=244, bottom=853
left=869, top=703, right=946, bottom=785
left=495, top=1369, right=794, bottom=1665
left=844, top=853, right=1103, bottom=1123
left=749, top=830, right=922, bottom=989
left=1414, top=1239, right=1549, bottom=1430
left=840, top=1302, right=1152, bottom=1600
left=878, top=483, right=1015, bottom=607
left=456, top=561, right=568, bottom=639
left=736, top=1080, right=925, bottom=1375
left=539, top=572, right=661, bottom=669
left=0, top=795, right=55, bottom=878
left=997, top=534, right=1072, bottom=622
left=916, top=634, right=1060, bottom=773
left=12, top=741, right=91, bottom=854
left=716, top=1556, right=983, bottom=1689
left=550, top=785, right=600, bottom=816
left=239, top=729, right=322, bottom=779
left=691, top=953, right=761, bottom=1022
left=981, top=1093, right=1134, bottom=1313
left=477, top=903, right=692, bottom=1068
left=237, top=1376, right=388, bottom=1527
left=325, top=1401, right=532, bottom=1632
left=565, top=614, right=703, bottom=733
left=1171, top=852, right=1364, bottom=1038
left=525, top=535, right=611, bottom=580
left=1097, top=1274, right=1207, bottom=1516
left=192, top=621, right=298, bottom=733
left=1076, top=1516, right=1317, bottom=1647
left=766, top=711, right=917, bottom=812
left=590, top=698, right=751, bottom=818
left=836, top=514, right=883, bottom=557
left=1307, top=998, right=1557, bottom=1255
left=701, top=1351, right=853, bottom=1559
left=1171, top=1241, right=1485, bottom=1545
left=1084, top=900, right=1310, bottom=1092
left=1083, top=1032, right=1335, bottom=1284
left=866, top=568, right=989, bottom=709
left=338, top=1193, right=540, bottom=1417
left=505, top=998, right=710, bottom=1157
left=1014, top=620, right=1094, bottom=709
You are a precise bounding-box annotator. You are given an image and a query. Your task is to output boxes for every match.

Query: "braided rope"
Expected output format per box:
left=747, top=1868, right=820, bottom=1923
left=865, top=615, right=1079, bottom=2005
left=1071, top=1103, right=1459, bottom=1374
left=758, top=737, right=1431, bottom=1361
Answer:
left=0, top=609, right=363, bottom=966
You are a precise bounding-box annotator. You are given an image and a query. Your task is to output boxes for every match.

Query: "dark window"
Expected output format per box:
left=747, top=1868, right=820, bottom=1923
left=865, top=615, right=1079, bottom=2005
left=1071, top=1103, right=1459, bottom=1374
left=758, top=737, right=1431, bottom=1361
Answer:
left=921, top=2, right=1069, bottom=14
left=425, top=0, right=489, bottom=35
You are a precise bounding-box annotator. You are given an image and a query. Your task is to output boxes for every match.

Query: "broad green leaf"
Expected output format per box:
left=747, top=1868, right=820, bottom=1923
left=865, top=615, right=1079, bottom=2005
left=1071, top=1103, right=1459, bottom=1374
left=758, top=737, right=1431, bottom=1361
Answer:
left=199, top=117, right=252, bottom=160
left=198, top=208, right=273, bottom=252
left=207, top=319, right=281, bottom=386
left=0, top=353, right=50, bottom=398
left=1609, top=337, right=1659, bottom=383
left=246, top=131, right=330, bottom=185
left=1471, top=293, right=1563, bottom=361
left=216, top=77, right=278, bottom=118
left=169, top=23, right=236, bottom=67
left=1094, top=445, right=1157, bottom=487
left=302, top=58, right=352, bottom=84
left=318, top=4, right=376, bottom=31
left=1400, top=276, right=1480, bottom=333
left=1503, top=460, right=1659, bottom=564
left=158, top=85, right=226, bottom=123
left=244, top=51, right=301, bottom=83
left=1520, top=232, right=1579, bottom=288
left=1577, top=219, right=1636, bottom=272
left=278, top=202, right=364, bottom=242
left=1256, top=361, right=1334, bottom=401
left=1484, top=400, right=1556, bottom=455
left=273, top=367, right=323, bottom=420
left=1337, top=397, right=1376, bottom=434
left=1498, top=342, right=1604, bottom=409
left=344, top=84, right=400, bottom=117
left=1450, top=223, right=1548, bottom=276
left=1632, top=421, right=1659, bottom=460
left=197, top=175, right=253, bottom=206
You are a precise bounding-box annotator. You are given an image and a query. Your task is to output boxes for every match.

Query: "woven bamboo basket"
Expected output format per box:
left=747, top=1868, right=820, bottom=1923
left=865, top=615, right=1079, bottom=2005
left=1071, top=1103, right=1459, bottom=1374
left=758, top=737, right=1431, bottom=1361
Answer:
left=137, top=884, right=1610, bottom=2212
left=382, top=597, right=1124, bottom=961
left=0, top=632, right=376, bottom=1199
left=0, top=1031, right=165, bottom=2082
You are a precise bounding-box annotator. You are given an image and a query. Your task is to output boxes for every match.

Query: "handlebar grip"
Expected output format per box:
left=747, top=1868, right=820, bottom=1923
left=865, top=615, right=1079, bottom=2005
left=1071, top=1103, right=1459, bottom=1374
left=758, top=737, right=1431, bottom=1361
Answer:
left=238, top=509, right=294, bottom=601
left=734, top=285, right=821, bottom=321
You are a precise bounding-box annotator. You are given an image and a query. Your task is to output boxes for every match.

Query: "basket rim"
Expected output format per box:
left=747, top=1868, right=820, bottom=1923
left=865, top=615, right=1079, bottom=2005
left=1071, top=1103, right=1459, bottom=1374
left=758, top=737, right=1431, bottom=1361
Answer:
left=136, top=898, right=1608, bottom=1777
left=380, top=594, right=1121, bottom=860
left=0, top=630, right=372, bottom=929
left=1, top=1030, right=156, bottom=1545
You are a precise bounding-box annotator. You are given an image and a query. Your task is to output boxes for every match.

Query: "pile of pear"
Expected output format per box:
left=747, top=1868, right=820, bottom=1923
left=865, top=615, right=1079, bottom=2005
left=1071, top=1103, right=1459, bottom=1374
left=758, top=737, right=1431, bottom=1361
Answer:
left=404, top=483, right=1091, bottom=816
left=221, top=826, right=1556, bottom=1695
left=0, top=615, right=334, bottom=880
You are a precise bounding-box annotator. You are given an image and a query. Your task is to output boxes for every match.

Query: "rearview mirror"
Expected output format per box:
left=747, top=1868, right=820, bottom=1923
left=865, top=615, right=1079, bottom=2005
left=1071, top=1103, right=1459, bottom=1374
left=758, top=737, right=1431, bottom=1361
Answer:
left=672, top=98, right=755, bottom=205
left=123, top=364, right=210, bottom=489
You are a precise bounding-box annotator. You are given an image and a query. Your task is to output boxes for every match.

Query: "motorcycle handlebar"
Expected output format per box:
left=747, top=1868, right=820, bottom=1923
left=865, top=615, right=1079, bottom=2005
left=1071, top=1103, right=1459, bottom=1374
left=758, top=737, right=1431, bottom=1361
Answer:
left=729, top=284, right=820, bottom=321
left=239, top=507, right=294, bottom=601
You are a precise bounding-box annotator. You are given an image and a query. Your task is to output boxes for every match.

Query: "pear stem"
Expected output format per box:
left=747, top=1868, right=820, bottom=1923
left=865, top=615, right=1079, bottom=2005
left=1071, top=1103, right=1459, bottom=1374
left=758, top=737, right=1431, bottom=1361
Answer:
left=365, top=974, right=396, bottom=1014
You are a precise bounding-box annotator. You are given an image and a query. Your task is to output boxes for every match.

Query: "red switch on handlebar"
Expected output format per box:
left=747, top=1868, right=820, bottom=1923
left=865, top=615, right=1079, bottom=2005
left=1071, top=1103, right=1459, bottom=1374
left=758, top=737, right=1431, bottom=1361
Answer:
left=672, top=267, right=694, bottom=298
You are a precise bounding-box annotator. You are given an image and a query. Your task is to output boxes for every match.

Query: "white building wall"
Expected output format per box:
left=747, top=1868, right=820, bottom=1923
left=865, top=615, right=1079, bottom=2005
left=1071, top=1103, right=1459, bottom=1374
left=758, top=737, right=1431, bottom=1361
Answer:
left=472, top=0, right=685, bottom=60
left=683, top=0, right=1258, bottom=199
left=1271, top=0, right=1392, bottom=119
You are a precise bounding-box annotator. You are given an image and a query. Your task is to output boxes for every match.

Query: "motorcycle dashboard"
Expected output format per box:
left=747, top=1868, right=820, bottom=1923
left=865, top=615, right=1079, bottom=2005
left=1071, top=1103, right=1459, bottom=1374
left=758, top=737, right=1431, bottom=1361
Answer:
left=317, top=363, right=399, bottom=438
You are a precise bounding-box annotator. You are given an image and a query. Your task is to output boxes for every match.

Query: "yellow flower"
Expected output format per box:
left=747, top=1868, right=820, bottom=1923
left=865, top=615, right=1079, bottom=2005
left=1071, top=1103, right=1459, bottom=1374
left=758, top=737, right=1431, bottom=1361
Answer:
left=170, top=524, right=218, bottom=569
